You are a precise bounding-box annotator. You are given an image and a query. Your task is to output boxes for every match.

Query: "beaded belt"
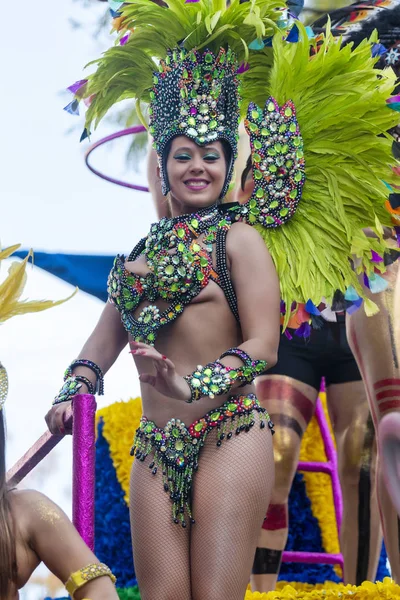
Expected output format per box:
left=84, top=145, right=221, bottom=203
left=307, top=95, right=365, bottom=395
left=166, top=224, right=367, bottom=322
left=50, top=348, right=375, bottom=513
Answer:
left=131, top=394, right=274, bottom=527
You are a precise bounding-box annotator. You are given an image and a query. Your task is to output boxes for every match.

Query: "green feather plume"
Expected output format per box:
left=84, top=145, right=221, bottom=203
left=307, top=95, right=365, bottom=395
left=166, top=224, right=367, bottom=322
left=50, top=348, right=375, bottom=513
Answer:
left=240, top=22, right=400, bottom=325
left=82, top=0, right=284, bottom=131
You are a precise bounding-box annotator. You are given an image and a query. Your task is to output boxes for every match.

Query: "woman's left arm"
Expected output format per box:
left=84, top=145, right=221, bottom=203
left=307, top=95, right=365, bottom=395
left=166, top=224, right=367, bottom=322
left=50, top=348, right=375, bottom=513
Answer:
left=133, top=222, right=280, bottom=402
left=226, top=221, right=280, bottom=368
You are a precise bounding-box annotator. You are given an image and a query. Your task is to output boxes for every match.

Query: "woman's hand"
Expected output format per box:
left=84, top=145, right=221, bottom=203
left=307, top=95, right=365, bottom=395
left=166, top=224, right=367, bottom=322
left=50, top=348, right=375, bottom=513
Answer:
left=130, top=341, right=191, bottom=402
left=45, top=401, right=72, bottom=435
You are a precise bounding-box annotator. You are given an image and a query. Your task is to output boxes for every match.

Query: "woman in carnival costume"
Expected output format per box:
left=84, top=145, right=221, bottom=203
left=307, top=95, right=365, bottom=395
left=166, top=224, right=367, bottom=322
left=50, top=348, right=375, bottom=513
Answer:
left=224, top=8, right=400, bottom=588
left=46, top=1, right=283, bottom=598
left=0, top=247, right=118, bottom=599
left=310, top=0, right=400, bottom=580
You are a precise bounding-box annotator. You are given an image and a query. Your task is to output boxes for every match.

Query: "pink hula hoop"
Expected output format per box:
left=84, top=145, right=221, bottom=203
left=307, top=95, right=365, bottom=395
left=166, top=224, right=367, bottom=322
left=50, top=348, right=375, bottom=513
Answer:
left=85, top=126, right=150, bottom=192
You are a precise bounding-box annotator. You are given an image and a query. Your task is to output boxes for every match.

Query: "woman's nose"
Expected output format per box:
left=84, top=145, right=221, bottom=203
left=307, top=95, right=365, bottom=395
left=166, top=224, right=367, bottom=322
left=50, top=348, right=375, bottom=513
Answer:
left=189, top=156, right=204, bottom=173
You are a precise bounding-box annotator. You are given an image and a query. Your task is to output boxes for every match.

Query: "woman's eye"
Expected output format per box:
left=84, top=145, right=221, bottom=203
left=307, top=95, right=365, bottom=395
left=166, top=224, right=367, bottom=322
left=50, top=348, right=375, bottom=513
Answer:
left=174, top=154, right=191, bottom=161
left=204, top=154, right=220, bottom=161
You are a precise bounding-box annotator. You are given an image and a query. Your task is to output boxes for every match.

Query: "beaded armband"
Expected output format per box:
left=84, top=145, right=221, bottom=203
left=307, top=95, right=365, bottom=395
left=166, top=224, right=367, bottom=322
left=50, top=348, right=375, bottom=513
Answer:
left=184, top=349, right=267, bottom=403
left=219, top=347, right=268, bottom=383
left=64, top=359, right=104, bottom=395
left=53, top=359, right=104, bottom=406
left=64, top=562, right=116, bottom=598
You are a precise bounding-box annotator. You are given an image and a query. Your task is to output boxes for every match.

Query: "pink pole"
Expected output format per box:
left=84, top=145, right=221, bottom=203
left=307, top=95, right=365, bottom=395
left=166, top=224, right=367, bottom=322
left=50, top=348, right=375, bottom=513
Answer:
left=72, top=394, right=97, bottom=550
left=283, top=551, right=344, bottom=568
left=314, top=397, right=343, bottom=532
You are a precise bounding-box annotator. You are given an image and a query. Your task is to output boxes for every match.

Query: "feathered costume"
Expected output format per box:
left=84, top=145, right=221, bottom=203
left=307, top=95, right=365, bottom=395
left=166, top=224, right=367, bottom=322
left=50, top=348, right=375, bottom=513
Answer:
left=235, top=22, right=400, bottom=331
left=69, top=0, right=399, bottom=334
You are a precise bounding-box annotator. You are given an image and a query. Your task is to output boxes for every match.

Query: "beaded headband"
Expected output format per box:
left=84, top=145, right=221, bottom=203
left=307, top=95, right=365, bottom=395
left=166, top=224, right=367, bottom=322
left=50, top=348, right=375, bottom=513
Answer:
left=149, top=47, right=241, bottom=197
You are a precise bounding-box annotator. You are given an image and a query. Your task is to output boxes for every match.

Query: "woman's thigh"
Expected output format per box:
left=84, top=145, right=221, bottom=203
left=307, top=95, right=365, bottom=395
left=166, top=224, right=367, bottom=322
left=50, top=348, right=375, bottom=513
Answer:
left=129, top=459, right=191, bottom=600
left=190, top=425, right=274, bottom=600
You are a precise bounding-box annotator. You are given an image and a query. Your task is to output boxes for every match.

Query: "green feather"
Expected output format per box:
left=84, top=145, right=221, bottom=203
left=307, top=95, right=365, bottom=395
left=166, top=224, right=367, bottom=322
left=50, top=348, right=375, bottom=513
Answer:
left=241, top=22, right=399, bottom=324
left=80, top=0, right=284, bottom=133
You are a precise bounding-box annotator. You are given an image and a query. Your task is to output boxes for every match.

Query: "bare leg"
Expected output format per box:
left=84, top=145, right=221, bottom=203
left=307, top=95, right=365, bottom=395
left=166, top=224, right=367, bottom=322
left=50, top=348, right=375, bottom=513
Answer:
left=327, top=381, right=381, bottom=584
left=250, top=375, right=319, bottom=592
left=190, top=422, right=274, bottom=600
left=346, top=261, right=400, bottom=581
left=129, top=458, right=191, bottom=600
left=379, top=263, right=400, bottom=517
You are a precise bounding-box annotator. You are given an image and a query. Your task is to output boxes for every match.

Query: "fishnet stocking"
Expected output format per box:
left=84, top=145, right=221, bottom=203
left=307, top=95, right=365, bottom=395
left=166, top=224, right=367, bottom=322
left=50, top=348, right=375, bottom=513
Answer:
left=129, top=458, right=191, bottom=600
left=190, top=423, right=274, bottom=600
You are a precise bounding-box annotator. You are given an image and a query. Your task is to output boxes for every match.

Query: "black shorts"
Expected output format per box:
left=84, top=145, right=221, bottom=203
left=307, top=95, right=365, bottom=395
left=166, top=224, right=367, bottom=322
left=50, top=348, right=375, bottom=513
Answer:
left=268, top=315, right=362, bottom=390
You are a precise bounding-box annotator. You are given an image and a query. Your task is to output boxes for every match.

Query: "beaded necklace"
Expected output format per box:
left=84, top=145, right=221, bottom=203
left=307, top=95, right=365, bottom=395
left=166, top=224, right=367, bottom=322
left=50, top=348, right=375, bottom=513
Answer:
left=108, top=205, right=232, bottom=345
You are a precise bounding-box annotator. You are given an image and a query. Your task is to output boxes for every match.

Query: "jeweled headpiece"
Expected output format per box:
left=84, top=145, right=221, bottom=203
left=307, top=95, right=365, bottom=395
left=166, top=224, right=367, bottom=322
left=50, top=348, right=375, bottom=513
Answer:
left=149, top=47, right=240, bottom=197
left=72, top=0, right=285, bottom=197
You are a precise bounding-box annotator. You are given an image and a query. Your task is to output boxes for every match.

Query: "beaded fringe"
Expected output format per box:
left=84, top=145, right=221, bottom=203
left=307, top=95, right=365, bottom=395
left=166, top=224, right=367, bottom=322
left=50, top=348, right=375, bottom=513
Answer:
left=131, top=394, right=274, bottom=527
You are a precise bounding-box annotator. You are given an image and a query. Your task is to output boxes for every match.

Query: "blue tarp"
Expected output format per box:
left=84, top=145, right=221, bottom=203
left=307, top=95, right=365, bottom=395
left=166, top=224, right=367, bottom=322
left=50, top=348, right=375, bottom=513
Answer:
left=14, top=250, right=114, bottom=303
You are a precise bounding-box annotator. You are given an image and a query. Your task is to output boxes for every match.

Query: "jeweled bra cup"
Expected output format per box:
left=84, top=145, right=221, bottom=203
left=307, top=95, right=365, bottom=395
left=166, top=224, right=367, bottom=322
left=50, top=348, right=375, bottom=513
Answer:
left=131, top=394, right=274, bottom=527
left=107, top=206, right=232, bottom=345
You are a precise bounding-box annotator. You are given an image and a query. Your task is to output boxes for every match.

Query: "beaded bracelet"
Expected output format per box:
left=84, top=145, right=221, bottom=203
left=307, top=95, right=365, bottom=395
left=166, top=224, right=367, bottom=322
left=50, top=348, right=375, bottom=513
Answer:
left=219, top=347, right=254, bottom=365
left=64, top=359, right=104, bottom=395
left=219, top=347, right=267, bottom=384
left=65, top=562, right=116, bottom=598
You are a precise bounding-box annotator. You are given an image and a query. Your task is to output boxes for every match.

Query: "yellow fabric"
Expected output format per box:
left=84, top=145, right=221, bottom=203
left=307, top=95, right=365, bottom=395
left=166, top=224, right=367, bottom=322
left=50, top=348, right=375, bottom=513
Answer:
left=97, top=397, right=143, bottom=503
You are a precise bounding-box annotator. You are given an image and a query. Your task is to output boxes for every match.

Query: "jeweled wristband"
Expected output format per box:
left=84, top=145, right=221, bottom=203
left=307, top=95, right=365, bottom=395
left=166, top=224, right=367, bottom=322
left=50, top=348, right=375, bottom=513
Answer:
left=184, top=353, right=267, bottom=403
left=53, top=377, right=83, bottom=406
left=184, top=361, right=233, bottom=403
left=64, top=359, right=104, bottom=395
left=64, top=562, right=116, bottom=598
left=53, top=375, right=95, bottom=406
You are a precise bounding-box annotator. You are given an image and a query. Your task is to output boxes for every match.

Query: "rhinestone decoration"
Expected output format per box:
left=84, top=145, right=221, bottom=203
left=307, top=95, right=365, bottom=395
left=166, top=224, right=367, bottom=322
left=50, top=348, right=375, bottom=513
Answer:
left=239, top=97, right=305, bottom=228
left=79, top=563, right=116, bottom=584
left=131, top=394, right=273, bottom=526
left=149, top=47, right=241, bottom=197
left=107, top=205, right=232, bottom=345
left=0, top=362, right=8, bottom=410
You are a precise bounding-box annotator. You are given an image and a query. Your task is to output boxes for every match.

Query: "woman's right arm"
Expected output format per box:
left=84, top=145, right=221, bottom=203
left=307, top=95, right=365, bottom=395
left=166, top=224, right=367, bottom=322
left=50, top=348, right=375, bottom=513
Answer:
left=45, top=301, right=128, bottom=434
left=19, top=490, right=119, bottom=599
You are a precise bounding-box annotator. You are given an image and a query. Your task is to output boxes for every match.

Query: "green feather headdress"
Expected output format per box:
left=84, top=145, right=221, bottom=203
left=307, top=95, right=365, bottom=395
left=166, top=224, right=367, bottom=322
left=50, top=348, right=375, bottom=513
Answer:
left=80, top=0, right=284, bottom=133
left=237, top=22, right=400, bottom=326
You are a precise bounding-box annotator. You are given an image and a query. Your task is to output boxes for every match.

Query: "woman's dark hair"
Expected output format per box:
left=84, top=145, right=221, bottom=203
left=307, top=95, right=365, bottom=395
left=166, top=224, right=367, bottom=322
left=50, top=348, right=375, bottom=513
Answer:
left=241, top=155, right=253, bottom=191
left=0, top=410, right=17, bottom=597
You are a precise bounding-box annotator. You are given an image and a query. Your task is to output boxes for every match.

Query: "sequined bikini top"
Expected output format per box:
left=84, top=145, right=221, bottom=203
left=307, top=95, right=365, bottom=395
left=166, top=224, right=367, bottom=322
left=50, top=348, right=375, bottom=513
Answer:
left=107, top=205, right=239, bottom=345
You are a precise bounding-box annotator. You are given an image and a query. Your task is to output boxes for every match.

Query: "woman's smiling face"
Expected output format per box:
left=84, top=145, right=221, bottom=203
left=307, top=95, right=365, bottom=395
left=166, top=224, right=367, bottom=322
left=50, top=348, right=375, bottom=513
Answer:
left=165, top=136, right=227, bottom=212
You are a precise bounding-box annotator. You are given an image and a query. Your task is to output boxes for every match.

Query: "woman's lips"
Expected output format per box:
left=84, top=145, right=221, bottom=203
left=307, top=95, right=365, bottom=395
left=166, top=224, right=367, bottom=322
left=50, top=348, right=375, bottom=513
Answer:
left=184, top=179, right=210, bottom=191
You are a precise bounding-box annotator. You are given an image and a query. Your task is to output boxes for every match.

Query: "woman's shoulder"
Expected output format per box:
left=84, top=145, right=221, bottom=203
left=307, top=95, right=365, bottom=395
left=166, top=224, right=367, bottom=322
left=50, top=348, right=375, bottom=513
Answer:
left=9, top=489, right=65, bottom=526
left=226, top=220, right=269, bottom=256
left=9, top=489, right=49, bottom=516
